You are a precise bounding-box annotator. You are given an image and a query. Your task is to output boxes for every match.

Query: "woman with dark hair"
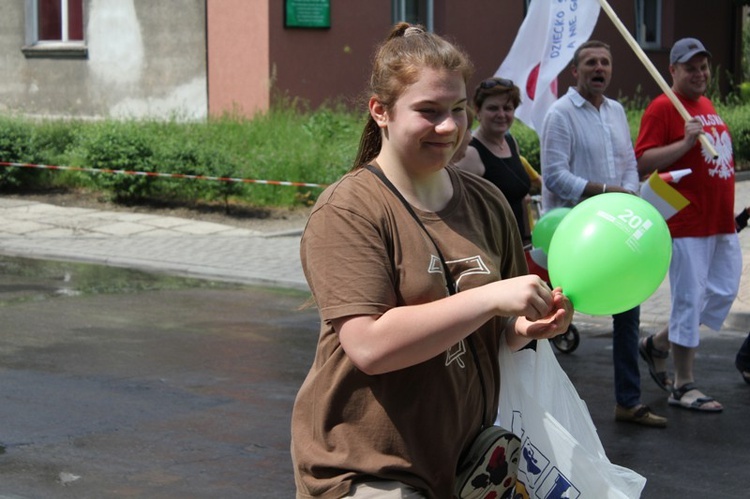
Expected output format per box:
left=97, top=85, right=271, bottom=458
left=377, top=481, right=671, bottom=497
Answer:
left=291, top=23, right=572, bottom=498
left=456, top=78, right=539, bottom=244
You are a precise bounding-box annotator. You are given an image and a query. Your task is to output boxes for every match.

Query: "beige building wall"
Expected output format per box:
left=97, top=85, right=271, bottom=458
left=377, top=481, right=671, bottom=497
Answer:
left=207, top=0, right=270, bottom=117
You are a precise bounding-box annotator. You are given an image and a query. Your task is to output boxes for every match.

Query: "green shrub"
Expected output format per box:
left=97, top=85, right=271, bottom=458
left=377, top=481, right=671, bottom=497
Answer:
left=717, top=102, right=750, bottom=170
left=195, top=149, right=245, bottom=212
left=740, top=82, right=750, bottom=103
left=80, top=122, right=158, bottom=202
left=29, top=120, right=82, bottom=163
left=510, top=121, right=540, bottom=172
left=0, top=117, right=40, bottom=189
left=4, top=96, right=750, bottom=208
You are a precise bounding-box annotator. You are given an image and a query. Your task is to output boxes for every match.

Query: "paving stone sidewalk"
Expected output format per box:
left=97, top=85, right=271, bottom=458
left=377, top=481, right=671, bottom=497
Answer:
left=0, top=198, right=306, bottom=291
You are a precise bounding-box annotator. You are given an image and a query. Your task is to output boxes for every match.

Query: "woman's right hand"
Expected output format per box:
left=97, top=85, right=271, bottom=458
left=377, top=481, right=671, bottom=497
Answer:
left=489, top=274, right=556, bottom=321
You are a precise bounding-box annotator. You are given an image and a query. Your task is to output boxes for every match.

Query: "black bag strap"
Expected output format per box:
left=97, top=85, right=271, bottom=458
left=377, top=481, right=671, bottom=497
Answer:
left=365, top=164, right=490, bottom=429
left=365, top=164, right=456, bottom=294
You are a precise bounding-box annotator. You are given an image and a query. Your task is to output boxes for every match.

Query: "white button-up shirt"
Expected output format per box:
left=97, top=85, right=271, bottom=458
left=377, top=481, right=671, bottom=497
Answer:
left=541, top=87, right=640, bottom=211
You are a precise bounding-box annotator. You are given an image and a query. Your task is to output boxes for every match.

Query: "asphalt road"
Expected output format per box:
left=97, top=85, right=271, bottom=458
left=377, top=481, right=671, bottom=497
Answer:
left=1, top=257, right=749, bottom=498
left=0, top=258, right=315, bottom=498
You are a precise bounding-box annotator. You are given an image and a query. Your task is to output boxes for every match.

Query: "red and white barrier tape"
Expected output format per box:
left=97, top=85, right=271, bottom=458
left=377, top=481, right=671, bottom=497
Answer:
left=0, top=161, right=329, bottom=189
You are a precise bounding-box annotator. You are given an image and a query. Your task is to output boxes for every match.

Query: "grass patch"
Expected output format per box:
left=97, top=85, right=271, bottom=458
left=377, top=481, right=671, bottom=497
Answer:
left=2, top=96, right=750, bottom=209
left=0, top=100, right=363, bottom=210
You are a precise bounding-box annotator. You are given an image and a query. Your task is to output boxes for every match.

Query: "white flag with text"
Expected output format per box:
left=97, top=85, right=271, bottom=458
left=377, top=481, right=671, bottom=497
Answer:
left=496, top=0, right=601, bottom=133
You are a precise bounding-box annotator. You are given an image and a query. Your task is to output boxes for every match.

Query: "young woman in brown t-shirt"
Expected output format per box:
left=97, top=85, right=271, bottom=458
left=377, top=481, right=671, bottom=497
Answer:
left=291, top=22, right=573, bottom=499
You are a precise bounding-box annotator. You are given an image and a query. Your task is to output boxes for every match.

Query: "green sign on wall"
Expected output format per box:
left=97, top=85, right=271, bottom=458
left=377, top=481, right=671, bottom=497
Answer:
left=285, top=0, right=331, bottom=29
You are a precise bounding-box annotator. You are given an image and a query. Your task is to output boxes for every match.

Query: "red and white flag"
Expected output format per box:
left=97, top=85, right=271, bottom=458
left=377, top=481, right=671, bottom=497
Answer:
left=496, top=0, right=601, bottom=133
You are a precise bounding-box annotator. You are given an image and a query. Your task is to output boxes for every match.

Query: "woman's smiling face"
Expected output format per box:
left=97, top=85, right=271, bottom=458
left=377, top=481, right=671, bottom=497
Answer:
left=477, top=94, right=516, bottom=137
left=379, top=67, right=468, bottom=173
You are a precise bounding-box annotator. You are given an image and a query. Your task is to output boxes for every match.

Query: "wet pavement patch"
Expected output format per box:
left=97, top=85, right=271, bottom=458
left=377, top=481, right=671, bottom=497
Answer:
left=0, top=255, right=245, bottom=304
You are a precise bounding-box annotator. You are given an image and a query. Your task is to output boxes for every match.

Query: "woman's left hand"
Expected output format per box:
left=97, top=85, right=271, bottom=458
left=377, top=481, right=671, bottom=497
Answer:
left=515, top=287, right=574, bottom=340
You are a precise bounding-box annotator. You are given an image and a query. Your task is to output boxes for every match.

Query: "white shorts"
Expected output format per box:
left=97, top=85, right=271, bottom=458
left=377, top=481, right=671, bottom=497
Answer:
left=668, top=234, right=742, bottom=348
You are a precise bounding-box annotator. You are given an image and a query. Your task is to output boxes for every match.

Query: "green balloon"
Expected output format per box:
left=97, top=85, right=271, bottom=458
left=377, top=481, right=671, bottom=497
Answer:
left=531, top=208, right=571, bottom=254
left=547, top=193, right=672, bottom=316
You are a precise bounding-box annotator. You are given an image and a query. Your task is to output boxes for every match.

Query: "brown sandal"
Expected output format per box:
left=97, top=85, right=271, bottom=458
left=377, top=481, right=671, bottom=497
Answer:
left=638, top=335, right=672, bottom=392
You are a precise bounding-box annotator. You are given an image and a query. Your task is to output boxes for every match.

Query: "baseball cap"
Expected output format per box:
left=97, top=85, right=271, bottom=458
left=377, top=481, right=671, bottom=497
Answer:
left=670, top=38, right=711, bottom=65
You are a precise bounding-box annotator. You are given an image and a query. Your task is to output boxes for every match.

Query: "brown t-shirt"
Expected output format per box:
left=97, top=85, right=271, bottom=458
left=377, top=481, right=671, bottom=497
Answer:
left=292, top=165, right=526, bottom=499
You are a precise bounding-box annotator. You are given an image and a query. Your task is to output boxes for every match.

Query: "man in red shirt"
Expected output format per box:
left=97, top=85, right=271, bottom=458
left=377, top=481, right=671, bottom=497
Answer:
left=635, top=38, right=741, bottom=413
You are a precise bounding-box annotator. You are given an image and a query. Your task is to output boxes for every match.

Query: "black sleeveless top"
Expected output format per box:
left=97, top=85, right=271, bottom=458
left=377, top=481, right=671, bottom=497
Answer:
left=470, top=134, right=531, bottom=240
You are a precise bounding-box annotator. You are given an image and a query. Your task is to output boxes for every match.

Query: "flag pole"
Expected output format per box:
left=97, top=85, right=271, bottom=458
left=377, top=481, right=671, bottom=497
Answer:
left=597, top=0, right=718, bottom=159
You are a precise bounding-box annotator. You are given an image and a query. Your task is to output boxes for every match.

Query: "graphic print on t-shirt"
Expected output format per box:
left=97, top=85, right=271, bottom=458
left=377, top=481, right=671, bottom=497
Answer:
left=697, top=113, right=734, bottom=179
left=435, top=253, right=493, bottom=370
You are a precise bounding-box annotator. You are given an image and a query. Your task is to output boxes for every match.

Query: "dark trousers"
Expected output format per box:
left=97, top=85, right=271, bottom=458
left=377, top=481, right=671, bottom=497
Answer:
left=613, top=306, right=641, bottom=408
left=736, top=331, right=750, bottom=372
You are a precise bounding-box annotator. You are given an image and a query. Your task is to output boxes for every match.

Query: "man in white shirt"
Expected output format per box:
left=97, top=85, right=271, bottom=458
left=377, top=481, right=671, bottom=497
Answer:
left=540, top=40, right=666, bottom=427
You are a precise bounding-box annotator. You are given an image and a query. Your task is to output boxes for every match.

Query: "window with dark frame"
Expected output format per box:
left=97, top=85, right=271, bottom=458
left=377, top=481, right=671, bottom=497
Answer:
left=392, top=0, right=433, bottom=32
left=636, top=0, right=661, bottom=49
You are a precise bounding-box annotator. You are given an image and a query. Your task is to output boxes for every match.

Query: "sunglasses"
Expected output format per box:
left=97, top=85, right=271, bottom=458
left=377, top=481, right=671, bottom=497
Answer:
left=479, top=78, right=514, bottom=89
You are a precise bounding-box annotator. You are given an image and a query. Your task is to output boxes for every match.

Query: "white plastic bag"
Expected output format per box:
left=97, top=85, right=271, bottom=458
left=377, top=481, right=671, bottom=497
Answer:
left=496, top=339, right=646, bottom=499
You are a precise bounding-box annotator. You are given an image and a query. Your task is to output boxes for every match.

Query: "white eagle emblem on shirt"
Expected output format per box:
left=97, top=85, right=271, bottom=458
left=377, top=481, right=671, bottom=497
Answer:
left=702, top=126, right=734, bottom=179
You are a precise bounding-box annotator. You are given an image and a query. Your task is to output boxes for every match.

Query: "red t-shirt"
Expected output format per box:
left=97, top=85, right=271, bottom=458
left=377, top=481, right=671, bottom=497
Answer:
left=635, top=93, right=735, bottom=237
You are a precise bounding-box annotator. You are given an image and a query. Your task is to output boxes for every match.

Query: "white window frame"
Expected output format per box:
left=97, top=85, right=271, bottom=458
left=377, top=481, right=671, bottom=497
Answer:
left=23, top=0, right=87, bottom=59
left=635, top=0, right=662, bottom=50
left=392, top=0, right=434, bottom=32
